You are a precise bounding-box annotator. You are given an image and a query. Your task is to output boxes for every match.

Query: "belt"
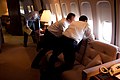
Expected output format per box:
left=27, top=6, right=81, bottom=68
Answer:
left=62, top=35, right=77, bottom=44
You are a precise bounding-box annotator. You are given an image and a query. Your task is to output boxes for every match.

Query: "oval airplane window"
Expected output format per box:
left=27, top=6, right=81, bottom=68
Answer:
left=27, top=6, right=31, bottom=13
left=55, top=3, right=62, bottom=21
left=97, top=1, right=112, bottom=43
left=81, top=2, right=93, bottom=34
left=61, top=3, right=68, bottom=18
left=50, top=4, right=56, bottom=23
left=70, top=2, right=79, bottom=21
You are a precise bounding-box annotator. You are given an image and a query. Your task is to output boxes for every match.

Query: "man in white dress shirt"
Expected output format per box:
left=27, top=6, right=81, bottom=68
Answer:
left=31, top=13, right=76, bottom=69
left=60, top=15, right=94, bottom=71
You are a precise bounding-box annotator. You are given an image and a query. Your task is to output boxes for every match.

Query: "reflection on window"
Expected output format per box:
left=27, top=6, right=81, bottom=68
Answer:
left=97, top=1, right=112, bottom=43
left=81, top=2, right=93, bottom=33
left=31, top=5, right=34, bottom=11
left=102, top=21, right=112, bottom=43
left=70, top=2, right=79, bottom=20
left=20, top=6, right=25, bottom=14
left=50, top=4, right=53, bottom=14
left=27, top=6, right=31, bottom=12
left=46, top=4, right=49, bottom=10
left=61, top=3, right=68, bottom=18
left=50, top=4, right=55, bottom=14
left=19, top=1, right=24, bottom=14
left=70, top=2, right=76, bottom=14
left=51, top=14, right=56, bottom=23
left=55, top=3, right=62, bottom=21
left=50, top=4, right=56, bottom=23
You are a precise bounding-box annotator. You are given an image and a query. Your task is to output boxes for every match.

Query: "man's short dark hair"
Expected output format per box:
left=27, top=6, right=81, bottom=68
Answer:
left=39, top=9, right=44, bottom=14
left=79, top=15, right=88, bottom=21
left=66, top=13, right=75, bottom=20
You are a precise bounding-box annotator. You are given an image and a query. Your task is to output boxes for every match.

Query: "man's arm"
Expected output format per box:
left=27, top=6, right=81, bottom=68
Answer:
left=84, top=26, right=95, bottom=41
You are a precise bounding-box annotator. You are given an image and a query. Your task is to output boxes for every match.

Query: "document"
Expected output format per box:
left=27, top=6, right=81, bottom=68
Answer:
left=23, top=25, right=32, bottom=35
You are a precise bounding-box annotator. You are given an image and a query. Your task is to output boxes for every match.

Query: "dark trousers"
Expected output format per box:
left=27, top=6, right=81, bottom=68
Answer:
left=48, top=38, right=63, bottom=68
left=23, top=31, right=36, bottom=47
left=60, top=35, right=78, bottom=71
left=24, top=19, right=39, bottom=47
left=31, top=29, right=60, bottom=67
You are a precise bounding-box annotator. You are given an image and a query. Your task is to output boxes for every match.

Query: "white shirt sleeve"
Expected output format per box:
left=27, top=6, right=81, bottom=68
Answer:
left=84, top=25, right=95, bottom=41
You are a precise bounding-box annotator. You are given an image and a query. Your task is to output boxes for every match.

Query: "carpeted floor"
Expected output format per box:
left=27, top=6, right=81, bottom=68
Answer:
left=0, top=31, right=40, bottom=80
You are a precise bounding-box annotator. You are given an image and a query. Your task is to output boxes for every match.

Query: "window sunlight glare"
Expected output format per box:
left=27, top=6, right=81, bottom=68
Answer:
left=102, top=21, right=112, bottom=43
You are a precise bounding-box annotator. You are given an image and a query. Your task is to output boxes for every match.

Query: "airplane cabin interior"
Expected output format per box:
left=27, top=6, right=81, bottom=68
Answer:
left=0, top=0, right=120, bottom=80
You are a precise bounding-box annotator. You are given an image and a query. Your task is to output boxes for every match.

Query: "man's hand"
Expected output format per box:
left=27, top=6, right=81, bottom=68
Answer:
left=25, top=26, right=29, bottom=29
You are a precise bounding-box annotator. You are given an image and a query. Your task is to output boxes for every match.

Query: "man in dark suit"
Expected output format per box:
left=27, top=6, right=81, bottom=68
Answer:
left=23, top=10, right=44, bottom=47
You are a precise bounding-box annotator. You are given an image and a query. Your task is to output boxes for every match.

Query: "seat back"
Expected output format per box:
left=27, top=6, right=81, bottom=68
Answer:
left=75, top=40, right=118, bottom=68
left=81, top=40, right=118, bottom=68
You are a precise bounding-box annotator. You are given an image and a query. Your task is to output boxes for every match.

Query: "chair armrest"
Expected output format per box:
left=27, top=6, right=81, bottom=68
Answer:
left=82, top=58, right=120, bottom=80
left=116, top=52, right=120, bottom=59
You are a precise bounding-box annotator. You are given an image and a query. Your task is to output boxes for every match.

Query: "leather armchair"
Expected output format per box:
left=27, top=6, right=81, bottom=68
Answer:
left=62, top=40, right=118, bottom=80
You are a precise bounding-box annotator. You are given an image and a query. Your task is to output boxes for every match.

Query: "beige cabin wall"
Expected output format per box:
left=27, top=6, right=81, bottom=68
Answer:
left=41, top=0, right=118, bottom=44
left=116, top=0, right=120, bottom=47
left=119, top=0, right=120, bottom=47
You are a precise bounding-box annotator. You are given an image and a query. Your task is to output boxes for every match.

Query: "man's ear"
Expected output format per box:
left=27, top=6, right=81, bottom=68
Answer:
left=85, top=20, right=87, bottom=22
left=68, top=19, right=72, bottom=23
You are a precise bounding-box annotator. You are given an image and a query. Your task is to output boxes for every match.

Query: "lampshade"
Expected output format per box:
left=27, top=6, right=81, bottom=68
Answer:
left=40, top=10, right=52, bottom=22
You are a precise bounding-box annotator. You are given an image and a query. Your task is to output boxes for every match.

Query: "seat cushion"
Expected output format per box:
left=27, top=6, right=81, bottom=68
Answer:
left=82, top=40, right=117, bottom=66
left=85, top=54, right=102, bottom=68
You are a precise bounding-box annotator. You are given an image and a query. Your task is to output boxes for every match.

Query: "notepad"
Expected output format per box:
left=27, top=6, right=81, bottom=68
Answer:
left=23, top=26, right=32, bottom=35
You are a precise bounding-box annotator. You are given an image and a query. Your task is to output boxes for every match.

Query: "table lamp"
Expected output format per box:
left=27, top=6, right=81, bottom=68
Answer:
left=40, top=10, right=52, bottom=26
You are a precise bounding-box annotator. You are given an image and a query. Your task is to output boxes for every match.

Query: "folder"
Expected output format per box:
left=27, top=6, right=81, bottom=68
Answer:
left=23, top=25, right=32, bottom=35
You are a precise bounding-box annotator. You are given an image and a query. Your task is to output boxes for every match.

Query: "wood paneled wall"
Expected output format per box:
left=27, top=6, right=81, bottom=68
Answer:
left=7, top=0, right=22, bottom=35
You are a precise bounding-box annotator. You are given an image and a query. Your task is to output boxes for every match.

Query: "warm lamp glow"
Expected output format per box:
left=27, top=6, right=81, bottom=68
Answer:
left=40, top=10, right=52, bottom=22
